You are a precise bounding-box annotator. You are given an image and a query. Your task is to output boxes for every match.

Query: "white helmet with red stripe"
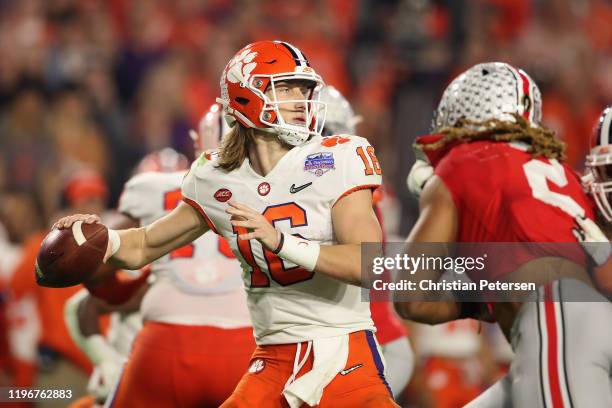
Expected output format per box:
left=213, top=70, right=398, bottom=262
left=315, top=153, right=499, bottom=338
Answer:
left=319, top=86, right=362, bottom=136
left=190, top=103, right=230, bottom=156
left=432, top=62, right=542, bottom=132
left=586, top=106, right=612, bottom=221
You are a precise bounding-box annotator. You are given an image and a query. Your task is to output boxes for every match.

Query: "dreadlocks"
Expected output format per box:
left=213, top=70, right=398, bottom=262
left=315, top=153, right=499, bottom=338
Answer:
left=417, top=114, right=566, bottom=161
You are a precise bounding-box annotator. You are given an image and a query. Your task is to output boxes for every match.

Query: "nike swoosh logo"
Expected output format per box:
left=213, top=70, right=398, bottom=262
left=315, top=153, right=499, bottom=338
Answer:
left=290, top=182, right=312, bottom=194
left=339, top=364, right=363, bottom=376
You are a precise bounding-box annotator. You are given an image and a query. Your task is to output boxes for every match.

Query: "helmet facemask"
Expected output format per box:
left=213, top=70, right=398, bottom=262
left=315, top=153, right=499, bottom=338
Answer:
left=587, top=149, right=612, bottom=222
left=253, top=74, right=327, bottom=146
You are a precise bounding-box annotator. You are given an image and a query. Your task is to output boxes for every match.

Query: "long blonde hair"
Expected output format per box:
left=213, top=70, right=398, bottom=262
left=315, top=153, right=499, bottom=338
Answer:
left=418, top=114, right=566, bottom=160
left=216, top=124, right=255, bottom=171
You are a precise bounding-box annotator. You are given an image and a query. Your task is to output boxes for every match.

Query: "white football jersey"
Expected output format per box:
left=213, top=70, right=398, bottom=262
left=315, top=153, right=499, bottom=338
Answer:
left=182, top=135, right=382, bottom=344
left=118, top=171, right=251, bottom=328
left=107, top=312, right=143, bottom=357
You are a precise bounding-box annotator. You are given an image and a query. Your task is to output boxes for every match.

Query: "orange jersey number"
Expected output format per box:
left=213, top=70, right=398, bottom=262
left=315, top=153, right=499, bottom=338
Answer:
left=234, top=202, right=314, bottom=287
left=356, top=146, right=382, bottom=176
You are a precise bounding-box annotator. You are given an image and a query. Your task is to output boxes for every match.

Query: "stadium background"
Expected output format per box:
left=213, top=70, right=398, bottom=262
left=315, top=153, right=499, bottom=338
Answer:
left=0, top=0, right=609, bottom=407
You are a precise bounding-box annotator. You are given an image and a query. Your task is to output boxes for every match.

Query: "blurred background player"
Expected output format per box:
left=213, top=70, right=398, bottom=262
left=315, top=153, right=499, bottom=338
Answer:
left=7, top=168, right=112, bottom=405
left=65, top=287, right=144, bottom=408
left=583, top=106, right=612, bottom=296
left=408, top=320, right=488, bottom=408
left=64, top=105, right=255, bottom=408
left=398, top=62, right=611, bottom=408
left=321, top=85, right=414, bottom=402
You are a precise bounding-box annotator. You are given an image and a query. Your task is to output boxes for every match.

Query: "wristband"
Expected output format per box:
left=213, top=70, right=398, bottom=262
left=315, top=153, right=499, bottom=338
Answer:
left=276, top=233, right=320, bottom=272
left=107, top=229, right=121, bottom=257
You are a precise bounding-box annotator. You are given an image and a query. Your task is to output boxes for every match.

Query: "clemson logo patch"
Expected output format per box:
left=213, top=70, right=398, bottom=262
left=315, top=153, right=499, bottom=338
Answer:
left=321, top=135, right=350, bottom=147
left=249, top=359, right=265, bottom=374
left=258, top=182, right=271, bottom=196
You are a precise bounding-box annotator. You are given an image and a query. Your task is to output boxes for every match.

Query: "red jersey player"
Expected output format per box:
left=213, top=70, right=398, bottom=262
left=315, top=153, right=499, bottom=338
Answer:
left=396, top=62, right=612, bottom=408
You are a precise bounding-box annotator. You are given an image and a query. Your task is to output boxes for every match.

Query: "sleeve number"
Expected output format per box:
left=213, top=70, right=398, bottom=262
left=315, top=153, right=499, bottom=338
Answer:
left=233, top=202, right=314, bottom=287
left=356, top=146, right=382, bottom=176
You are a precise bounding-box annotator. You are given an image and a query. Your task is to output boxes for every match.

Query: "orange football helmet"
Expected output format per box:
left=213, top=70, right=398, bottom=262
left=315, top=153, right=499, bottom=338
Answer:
left=216, top=40, right=326, bottom=146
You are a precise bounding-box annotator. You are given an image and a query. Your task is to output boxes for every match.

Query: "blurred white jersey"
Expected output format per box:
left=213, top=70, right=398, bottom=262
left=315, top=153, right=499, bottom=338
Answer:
left=484, top=323, right=514, bottom=364
left=119, top=171, right=250, bottom=328
left=107, top=312, right=143, bottom=356
left=415, top=320, right=481, bottom=359
left=182, top=135, right=382, bottom=345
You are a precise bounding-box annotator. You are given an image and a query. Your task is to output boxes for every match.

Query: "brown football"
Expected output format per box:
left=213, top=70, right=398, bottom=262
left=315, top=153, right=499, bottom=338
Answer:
left=35, top=221, right=108, bottom=288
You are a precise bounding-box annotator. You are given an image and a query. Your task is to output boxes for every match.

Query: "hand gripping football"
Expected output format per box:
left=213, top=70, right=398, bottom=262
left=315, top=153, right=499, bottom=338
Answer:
left=35, top=221, right=108, bottom=288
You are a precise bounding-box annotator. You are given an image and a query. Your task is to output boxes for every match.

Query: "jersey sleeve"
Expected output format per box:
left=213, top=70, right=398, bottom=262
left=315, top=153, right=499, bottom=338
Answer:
left=333, top=136, right=383, bottom=205
left=117, top=173, right=156, bottom=220
left=181, top=157, right=219, bottom=234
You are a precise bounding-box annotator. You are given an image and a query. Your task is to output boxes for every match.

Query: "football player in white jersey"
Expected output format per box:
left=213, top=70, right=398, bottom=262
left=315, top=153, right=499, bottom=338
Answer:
left=54, top=40, right=398, bottom=408
left=63, top=112, right=255, bottom=408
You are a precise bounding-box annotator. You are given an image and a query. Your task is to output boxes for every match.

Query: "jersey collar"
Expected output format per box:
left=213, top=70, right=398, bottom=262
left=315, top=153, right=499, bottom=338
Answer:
left=415, top=134, right=460, bottom=167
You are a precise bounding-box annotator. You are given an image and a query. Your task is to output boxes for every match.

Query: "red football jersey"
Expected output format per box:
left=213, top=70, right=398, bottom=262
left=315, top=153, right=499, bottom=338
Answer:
left=419, top=137, right=594, bottom=281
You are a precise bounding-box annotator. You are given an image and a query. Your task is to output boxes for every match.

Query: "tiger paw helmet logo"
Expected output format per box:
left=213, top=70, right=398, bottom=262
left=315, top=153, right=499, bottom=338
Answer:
left=224, top=47, right=258, bottom=86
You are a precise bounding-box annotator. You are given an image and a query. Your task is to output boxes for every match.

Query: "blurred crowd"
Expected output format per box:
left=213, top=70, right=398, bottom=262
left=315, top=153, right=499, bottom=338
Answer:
left=0, top=0, right=609, bottom=406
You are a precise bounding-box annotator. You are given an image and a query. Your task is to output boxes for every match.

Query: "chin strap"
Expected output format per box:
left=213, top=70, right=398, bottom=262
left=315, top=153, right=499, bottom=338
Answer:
left=215, top=97, right=314, bottom=146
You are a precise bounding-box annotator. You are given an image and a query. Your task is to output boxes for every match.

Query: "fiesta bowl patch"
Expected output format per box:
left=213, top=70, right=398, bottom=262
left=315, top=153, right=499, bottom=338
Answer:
left=304, top=152, right=335, bottom=176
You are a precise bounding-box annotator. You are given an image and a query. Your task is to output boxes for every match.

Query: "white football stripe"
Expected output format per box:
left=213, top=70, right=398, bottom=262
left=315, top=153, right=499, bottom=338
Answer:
left=72, top=221, right=86, bottom=246
left=601, top=109, right=612, bottom=146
